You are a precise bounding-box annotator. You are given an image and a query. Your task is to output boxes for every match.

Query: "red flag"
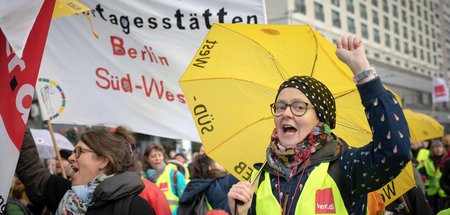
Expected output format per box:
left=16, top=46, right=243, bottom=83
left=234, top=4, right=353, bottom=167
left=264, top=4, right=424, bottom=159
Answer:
left=0, top=0, right=55, bottom=211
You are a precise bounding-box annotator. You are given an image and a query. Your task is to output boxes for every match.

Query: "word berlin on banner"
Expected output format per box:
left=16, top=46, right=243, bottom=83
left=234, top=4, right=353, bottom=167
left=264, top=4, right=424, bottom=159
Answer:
left=432, top=77, right=450, bottom=103
left=37, top=0, right=266, bottom=141
left=0, top=0, right=55, bottom=212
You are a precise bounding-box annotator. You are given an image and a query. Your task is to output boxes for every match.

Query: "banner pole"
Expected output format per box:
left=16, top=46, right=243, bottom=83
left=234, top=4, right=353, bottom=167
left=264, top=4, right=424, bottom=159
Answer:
left=47, top=120, right=67, bottom=179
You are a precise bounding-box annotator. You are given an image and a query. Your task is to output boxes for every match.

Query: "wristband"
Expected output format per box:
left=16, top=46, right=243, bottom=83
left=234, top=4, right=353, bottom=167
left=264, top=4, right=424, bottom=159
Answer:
left=353, top=67, right=376, bottom=83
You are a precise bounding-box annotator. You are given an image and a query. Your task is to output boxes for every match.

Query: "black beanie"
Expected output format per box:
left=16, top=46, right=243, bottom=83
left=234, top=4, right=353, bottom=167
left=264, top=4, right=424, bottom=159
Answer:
left=276, top=76, right=336, bottom=129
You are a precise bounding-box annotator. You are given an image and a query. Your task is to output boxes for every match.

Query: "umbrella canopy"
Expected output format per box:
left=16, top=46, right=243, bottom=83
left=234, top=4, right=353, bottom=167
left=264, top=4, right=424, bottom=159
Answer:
left=30, top=128, right=74, bottom=159
left=403, top=109, right=444, bottom=142
left=179, top=24, right=373, bottom=180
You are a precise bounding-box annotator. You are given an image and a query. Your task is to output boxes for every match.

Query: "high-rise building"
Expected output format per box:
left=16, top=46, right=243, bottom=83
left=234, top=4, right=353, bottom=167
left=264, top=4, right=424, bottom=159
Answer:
left=266, top=0, right=450, bottom=129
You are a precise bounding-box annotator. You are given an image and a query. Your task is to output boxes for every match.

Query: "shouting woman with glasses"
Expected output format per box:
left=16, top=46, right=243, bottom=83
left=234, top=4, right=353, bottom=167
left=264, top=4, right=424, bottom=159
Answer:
left=227, top=35, right=412, bottom=215
left=16, top=126, right=155, bottom=215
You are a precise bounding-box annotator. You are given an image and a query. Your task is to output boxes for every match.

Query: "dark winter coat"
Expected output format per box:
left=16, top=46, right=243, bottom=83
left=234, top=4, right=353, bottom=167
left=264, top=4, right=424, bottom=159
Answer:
left=178, top=174, right=238, bottom=213
left=16, top=129, right=155, bottom=215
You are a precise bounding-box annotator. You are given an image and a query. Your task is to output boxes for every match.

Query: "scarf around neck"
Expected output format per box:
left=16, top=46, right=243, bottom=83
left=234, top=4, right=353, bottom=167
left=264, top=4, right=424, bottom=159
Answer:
left=56, top=174, right=112, bottom=215
left=266, top=122, right=332, bottom=178
left=144, top=162, right=166, bottom=183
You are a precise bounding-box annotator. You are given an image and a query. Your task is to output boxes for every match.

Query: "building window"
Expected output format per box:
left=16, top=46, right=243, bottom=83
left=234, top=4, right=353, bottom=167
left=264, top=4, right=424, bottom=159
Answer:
left=432, top=41, right=436, bottom=51
left=410, top=15, right=415, bottom=27
left=295, top=0, right=306, bottom=14
left=383, top=0, right=389, bottom=12
left=385, top=33, right=391, bottom=47
left=419, top=34, right=423, bottom=46
left=347, top=17, right=355, bottom=33
left=427, top=52, right=431, bottom=63
left=393, top=5, right=398, bottom=18
left=332, top=0, right=340, bottom=7
left=426, top=38, right=430, bottom=48
left=332, top=10, right=341, bottom=28
left=403, top=26, right=408, bottom=38
left=374, top=28, right=380, bottom=43
left=395, top=38, right=400, bottom=51
left=372, top=10, right=379, bottom=25
left=431, top=28, right=435, bottom=38
left=361, top=23, right=368, bottom=39
left=360, top=3, right=367, bottom=19
left=409, top=0, right=414, bottom=11
left=402, top=10, right=407, bottom=22
left=372, top=0, right=378, bottom=7
left=347, top=0, right=354, bottom=13
left=411, top=31, right=416, bottom=42
left=394, top=21, right=399, bottom=34
left=425, top=24, right=429, bottom=34
left=416, top=5, right=421, bottom=17
left=420, top=49, right=424, bottom=60
left=384, top=16, right=390, bottom=30
left=434, top=55, right=437, bottom=65
left=314, top=2, right=325, bottom=22
left=431, top=16, right=434, bottom=25
left=424, top=10, right=428, bottom=21
left=401, top=0, right=406, bottom=7
left=412, top=45, right=417, bottom=58
left=404, top=42, right=409, bottom=54
left=418, top=20, right=422, bottom=31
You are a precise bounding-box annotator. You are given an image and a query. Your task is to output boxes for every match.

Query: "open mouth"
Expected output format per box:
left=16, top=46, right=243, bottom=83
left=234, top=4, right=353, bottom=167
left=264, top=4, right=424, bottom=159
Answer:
left=282, top=124, right=297, bottom=133
left=71, top=165, right=79, bottom=173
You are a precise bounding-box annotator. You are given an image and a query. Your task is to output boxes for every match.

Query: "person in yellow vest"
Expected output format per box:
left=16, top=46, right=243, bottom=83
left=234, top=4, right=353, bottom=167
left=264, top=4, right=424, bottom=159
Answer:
left=227, top=35, right=411, bottom=215
left=418, top=140, right=448, bottom=214
left=142, top=143, right=187, bottom=215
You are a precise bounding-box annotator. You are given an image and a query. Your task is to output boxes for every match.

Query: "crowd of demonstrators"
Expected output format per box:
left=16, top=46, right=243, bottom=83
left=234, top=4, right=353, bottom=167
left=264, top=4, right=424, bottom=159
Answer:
left=142, top=143, right=187, bottom=214
left=15, top=126, right=155, bottom=214
left=178, top=154, right=239, bottom=214
left=227, top=35, right=411, bottom=215
left=418, top=140, right=448, bottom=213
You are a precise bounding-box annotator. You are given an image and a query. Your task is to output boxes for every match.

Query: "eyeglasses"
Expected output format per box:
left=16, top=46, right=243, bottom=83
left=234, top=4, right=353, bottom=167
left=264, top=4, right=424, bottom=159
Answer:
left=73, top=147, right=96, bottom=159
left=270, top=101, right=312, bottom=117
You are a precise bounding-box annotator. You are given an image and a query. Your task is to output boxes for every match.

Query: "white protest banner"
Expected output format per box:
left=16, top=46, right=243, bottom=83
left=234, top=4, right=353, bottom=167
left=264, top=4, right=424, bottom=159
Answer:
left=37, top=0, right=266, bottom=141
left=432, top=77, right=450, bottom=103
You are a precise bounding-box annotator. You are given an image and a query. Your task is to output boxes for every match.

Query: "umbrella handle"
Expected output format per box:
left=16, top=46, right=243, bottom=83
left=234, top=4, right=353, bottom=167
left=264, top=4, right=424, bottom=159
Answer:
left=235, top=160, right=267, bottom=205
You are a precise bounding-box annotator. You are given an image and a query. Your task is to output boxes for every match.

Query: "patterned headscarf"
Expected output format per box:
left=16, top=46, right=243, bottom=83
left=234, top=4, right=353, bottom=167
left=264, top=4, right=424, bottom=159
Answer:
left=276, top=76, right=336, bottom=129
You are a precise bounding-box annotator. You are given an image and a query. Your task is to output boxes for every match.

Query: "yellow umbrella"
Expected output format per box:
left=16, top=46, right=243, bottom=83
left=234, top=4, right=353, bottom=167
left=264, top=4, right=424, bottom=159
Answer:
left=179, top=24, right=413, bottom=202
left=52, top=0, right=89, bottom=19
left=404, top=109, right=444, bottom=142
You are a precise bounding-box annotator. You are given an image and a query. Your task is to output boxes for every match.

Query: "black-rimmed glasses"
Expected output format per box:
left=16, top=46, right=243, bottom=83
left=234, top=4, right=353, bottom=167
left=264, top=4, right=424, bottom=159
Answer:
left=270, top=101, right=311, bottom=117
left=73, top=147, right=96, bottom=159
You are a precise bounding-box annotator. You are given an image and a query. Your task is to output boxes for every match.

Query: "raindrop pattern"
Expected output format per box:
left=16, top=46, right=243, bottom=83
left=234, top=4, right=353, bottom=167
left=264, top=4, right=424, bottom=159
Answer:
left=255, top=78, right=411, bottom=215
left=339, top=78, right=411, bottom=215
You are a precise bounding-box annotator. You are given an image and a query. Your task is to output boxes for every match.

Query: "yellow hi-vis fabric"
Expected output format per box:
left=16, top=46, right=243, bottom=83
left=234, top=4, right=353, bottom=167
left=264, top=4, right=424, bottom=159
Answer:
left=422, top=157, right=447, bottom=197
left=255, top=162, right=347, bottom=214
left=156, top=165, right=179, bottom=213
left=416, top=148, right=430, bottom=169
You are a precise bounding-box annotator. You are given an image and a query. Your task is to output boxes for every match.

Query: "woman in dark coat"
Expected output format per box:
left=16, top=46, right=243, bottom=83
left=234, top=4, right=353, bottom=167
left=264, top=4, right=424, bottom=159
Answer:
left=16, top=126, right=155, bottom=215
left=178, top=154, right=238, bottom=214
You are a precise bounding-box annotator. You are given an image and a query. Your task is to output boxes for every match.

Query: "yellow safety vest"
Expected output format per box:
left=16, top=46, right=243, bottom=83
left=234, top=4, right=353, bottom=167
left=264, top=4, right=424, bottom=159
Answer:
left=422, top=157, right=447, bottom=197
left=255, top=162, right=347, bottom=214
left=416, top=149, right=430, bottom=169
left=156, top=164, right=180, bottom=214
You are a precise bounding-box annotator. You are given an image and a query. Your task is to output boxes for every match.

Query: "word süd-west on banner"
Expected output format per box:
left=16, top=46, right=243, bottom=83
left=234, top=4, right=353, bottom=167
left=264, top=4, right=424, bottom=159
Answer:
left=36, top=0, right=267, bottom=142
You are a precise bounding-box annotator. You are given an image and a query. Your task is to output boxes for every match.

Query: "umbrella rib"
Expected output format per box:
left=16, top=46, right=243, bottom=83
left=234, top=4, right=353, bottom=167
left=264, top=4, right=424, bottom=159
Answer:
left=335, top=122, right=371, bottom=134
left=215, top=24, right=291, bottom=81
left=207, top=116, right=273, bottom=154
left=180, top=77, right=277, bottom=95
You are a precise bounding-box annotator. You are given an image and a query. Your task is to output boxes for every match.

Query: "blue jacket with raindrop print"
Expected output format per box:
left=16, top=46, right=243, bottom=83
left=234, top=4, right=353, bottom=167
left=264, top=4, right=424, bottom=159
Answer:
left=248, top=77, right=411, bottom=215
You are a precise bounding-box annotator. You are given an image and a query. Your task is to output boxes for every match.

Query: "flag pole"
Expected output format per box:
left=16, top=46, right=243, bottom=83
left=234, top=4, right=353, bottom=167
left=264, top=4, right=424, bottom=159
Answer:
left=47, top=120, right=67, bottom=179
